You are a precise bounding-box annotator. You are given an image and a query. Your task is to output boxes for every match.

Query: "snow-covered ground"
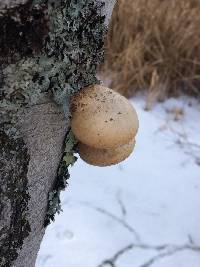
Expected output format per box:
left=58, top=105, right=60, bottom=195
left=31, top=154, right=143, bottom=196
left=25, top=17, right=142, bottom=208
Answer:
left=36, top=95, right=200, bottom=267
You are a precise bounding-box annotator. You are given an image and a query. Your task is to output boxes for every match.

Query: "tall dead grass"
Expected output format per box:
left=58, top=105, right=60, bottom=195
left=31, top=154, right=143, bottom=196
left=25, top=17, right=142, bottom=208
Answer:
left=103, top=0, right=200, bottom=101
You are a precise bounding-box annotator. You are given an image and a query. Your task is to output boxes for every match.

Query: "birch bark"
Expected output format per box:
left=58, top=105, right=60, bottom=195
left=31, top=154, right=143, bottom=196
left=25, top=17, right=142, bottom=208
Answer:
left=0, top=1, right=116, bottom=267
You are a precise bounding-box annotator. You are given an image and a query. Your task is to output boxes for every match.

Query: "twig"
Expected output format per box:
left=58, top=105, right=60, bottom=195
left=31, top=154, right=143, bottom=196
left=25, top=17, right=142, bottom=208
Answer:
left=139, top=244, right=200, bottom=267
left=116, top=190, right=126, bottom=218
left=79, top=201, right=141, bottom=243
left=98, top=243, right=200, bottom=267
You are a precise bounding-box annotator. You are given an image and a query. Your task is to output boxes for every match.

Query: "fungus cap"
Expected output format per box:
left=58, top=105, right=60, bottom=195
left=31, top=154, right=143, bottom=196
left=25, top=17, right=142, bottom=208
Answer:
left=78, top=139, right=135, bottom=167
left=71, top=85, right=139, bottom=149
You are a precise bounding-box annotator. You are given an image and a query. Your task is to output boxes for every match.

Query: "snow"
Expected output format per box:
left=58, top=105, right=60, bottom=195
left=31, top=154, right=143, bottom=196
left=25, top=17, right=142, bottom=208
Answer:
left=36, top=95, right=200, bottom=267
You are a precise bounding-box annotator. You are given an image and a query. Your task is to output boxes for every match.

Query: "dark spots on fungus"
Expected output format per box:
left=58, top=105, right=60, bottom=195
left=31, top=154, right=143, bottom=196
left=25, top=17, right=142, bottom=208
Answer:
left=0, top=125, right=31, bottom=266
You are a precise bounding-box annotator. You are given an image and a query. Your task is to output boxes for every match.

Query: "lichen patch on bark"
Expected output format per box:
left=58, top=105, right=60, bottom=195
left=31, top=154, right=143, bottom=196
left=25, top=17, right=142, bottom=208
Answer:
left=44, top=130, right=77, bottom=226
left=0, top=0, right=107, bottom=129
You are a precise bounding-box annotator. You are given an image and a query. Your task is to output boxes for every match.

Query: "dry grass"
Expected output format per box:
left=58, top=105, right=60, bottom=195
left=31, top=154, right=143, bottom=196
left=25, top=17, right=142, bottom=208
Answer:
left=103, top=0, right=200, bottom=102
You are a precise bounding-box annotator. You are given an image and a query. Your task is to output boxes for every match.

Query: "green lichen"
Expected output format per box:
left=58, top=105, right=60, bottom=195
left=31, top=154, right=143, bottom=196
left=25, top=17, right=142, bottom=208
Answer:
left=44, top=0, right=106, bottom=111
left=44, top=130, right=78, bottom=226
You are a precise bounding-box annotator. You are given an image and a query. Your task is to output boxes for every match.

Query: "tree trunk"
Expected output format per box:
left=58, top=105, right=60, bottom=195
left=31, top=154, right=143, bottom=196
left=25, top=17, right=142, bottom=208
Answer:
left=0, top=1, right=116, bottom=267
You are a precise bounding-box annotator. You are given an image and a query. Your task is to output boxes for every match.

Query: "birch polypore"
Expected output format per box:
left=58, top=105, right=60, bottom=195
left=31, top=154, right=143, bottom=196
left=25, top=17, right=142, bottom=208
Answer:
left=71, top=85, right=139, bottom=149
left=71, top=85, right=139, bottom=166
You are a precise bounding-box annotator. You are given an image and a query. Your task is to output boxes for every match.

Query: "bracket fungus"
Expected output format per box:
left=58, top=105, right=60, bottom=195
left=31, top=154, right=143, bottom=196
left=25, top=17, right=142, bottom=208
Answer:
left=71, top=85, right=139, bottom=166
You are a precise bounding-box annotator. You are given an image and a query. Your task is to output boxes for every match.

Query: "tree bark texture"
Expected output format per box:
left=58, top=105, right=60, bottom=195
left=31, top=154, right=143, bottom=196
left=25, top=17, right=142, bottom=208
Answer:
left=0, top=1, right=116, bottom=267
